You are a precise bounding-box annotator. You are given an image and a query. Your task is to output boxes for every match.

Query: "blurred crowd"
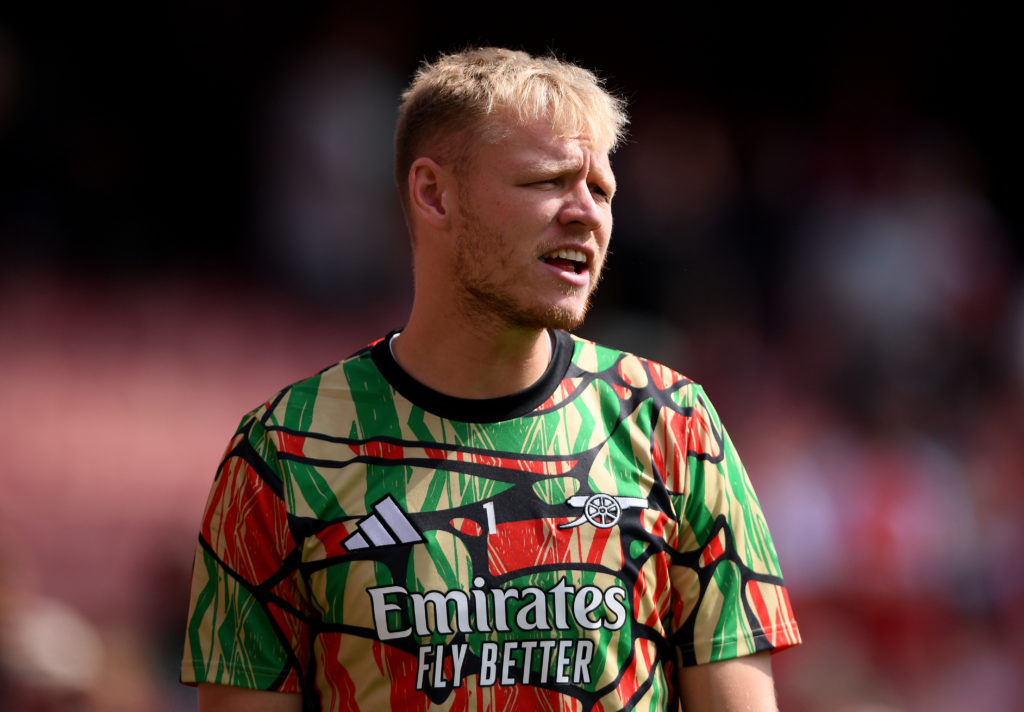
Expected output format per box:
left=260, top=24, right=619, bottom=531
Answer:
left=1, top=8, right=1022, bottom=712
left=587, top=68, right=1024, bottom=711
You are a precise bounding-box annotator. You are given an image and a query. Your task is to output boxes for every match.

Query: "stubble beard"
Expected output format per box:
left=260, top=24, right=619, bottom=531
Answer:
left=453, top=211, right=604, bottom=333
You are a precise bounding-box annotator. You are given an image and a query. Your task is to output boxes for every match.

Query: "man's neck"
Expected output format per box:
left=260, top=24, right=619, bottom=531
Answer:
left=392, top=316, right=553, bottom=400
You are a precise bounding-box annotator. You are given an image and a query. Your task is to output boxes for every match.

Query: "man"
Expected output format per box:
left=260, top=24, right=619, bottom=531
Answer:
left=182, top=47, right=800, bottom=711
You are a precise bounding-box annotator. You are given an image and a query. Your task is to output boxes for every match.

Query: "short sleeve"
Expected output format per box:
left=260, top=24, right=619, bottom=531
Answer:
left=665, top=384, right=801, bottom=666
left=181, top=407, right=311, bottom=692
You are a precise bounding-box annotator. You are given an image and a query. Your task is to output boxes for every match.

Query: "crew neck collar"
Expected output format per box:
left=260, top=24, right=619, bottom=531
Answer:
left=371, top=329, right=573, bottom=423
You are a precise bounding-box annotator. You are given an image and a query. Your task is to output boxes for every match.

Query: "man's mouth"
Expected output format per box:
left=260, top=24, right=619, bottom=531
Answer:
left=540, top=248, right=587, bottom=275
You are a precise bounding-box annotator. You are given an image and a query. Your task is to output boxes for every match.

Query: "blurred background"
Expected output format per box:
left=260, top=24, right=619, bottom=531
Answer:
left=1, top=4, right=1021, bottom=711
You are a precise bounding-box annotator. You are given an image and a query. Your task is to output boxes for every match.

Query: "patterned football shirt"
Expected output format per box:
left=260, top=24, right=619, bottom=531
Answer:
left=182, top=330, right=800, bottom=710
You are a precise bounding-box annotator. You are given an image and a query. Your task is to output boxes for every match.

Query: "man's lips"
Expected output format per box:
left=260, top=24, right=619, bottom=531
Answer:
left=540, top=247, right=588, bottom=275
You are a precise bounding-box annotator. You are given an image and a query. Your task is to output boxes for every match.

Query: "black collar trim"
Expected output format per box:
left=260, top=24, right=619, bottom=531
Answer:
left=371, top=329, right=574, bottom=423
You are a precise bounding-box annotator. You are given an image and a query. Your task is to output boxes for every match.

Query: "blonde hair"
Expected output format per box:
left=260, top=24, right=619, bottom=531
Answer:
left=394, top=47, right=629, bottom=219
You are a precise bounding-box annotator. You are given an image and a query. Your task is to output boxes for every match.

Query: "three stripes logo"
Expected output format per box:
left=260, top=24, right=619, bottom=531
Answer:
left=342, top=496, right=424, bottom=551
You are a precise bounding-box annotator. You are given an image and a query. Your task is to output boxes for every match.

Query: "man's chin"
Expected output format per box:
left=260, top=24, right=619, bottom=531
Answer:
left=509, top=299, right=591, bottom=332
left=536, top=305, right=588, bottom=332
left=460, top=288, right=591, bottom=332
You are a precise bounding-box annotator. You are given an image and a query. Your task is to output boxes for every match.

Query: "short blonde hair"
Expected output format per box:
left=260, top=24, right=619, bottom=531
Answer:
left=394, top=47, right=628, bottom=219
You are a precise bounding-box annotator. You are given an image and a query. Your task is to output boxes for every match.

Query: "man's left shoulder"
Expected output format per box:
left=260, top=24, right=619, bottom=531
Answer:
left=567, top=333, right=699, bottom=396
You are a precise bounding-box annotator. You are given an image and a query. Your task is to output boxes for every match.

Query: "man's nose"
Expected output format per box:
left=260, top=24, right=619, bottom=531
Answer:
left=558, top=181, right=605, bottom=232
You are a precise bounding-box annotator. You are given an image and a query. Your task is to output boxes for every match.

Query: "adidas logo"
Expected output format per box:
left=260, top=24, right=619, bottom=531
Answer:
left=342, top=496, right=424, bottom=551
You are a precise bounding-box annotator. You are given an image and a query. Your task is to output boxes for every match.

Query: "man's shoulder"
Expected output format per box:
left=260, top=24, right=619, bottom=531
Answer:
left=242, top=336, right=389, bottom=432
left=567, top=333, right=699, bottom=395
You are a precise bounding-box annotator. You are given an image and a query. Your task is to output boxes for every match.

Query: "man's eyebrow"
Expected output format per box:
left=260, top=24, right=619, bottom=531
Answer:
left=517, top=157, right=580, bottom=174
left=520, top=156, right=614, bottom=180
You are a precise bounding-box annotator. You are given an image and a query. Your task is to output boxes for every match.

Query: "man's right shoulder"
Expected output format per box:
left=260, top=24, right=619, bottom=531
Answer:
left=238, top=337, right=388, bottom=434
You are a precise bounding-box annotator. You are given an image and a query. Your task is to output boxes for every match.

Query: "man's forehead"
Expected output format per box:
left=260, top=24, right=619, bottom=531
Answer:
left=486, top=115, right=612, bottom=167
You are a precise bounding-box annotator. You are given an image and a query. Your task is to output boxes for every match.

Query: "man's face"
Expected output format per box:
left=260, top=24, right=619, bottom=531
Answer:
left=449, top=116, right=616, bottom=332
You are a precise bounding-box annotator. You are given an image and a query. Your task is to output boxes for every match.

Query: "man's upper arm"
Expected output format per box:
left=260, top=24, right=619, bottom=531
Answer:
left=667, top=384, right=801, bottom=666
left=198, top=683, right=303, bottom=712
left=182, top=409, right=310, bottom=692
left=677, top=651, right=777, bottom=712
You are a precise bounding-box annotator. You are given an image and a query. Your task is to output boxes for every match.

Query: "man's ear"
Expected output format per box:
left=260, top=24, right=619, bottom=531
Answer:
left=409, top=157, right=452, bottom=229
